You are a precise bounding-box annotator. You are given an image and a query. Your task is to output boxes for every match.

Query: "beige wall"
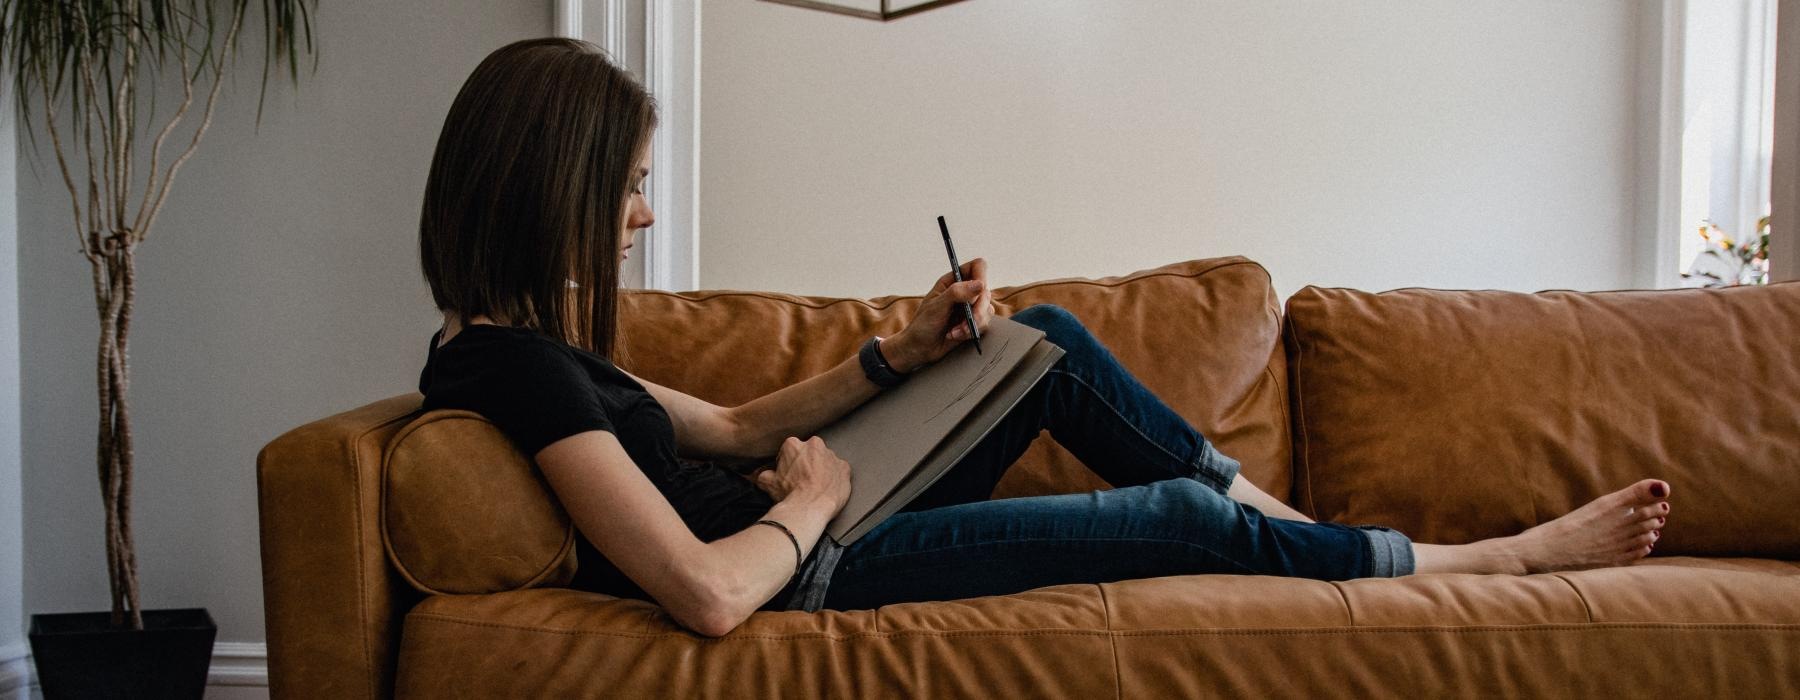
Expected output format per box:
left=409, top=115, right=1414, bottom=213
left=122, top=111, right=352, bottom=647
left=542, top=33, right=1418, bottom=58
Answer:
left=16, top=0, right=549, bottom=669
left=700, top=0, right=1651, bottom=299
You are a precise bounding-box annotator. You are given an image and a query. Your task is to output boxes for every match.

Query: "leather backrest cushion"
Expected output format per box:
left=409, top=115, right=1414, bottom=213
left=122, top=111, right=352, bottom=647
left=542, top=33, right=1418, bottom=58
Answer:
left=382, top=411, right=577, bottom=595
left=618, top=257, right=1292, bottom=502
left=1285, top=283, right=1800, bottom=557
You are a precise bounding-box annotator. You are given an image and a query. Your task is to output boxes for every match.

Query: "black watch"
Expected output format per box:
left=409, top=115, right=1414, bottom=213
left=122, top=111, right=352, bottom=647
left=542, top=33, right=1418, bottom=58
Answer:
left=859, top=336, right=909, bottom=388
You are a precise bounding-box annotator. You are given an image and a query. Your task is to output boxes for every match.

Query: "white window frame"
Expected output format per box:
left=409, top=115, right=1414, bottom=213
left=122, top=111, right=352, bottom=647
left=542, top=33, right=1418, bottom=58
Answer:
left=556, top=0, right=702, bottom=292
left=1644, top=0, right=1687, bottom=289
left=1773, top=0, right=1800, bottom=282
left=1645, top=0, right=1782, bottom=287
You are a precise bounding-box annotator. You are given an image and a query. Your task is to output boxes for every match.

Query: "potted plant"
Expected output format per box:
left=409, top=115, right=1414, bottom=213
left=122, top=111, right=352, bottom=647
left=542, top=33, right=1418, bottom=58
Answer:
left=1683, top=216, right=1773, bottom=287
left=2, top=1, right=317, bottom=696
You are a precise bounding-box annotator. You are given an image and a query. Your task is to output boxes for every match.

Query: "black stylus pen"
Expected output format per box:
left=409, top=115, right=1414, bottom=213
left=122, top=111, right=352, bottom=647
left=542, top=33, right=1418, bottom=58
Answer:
left=937, top=215, right=982, bottom=355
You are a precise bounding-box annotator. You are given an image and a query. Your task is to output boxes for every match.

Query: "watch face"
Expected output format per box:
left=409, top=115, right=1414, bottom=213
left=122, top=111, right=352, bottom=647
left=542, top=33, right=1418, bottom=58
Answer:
left=860, top=336, right=905, bottom=387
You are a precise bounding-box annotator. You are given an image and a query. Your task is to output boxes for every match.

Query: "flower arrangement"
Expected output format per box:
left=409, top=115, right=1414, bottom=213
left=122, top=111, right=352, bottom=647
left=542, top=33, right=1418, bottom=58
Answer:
left=1682, top=215, right=1771, bottom=287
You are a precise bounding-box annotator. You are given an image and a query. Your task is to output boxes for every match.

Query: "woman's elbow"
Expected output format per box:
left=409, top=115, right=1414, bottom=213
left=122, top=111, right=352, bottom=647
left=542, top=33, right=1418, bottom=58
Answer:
left=675, top=570, right=750, bottom=638
left=695, top=611, right=742, bottom=639
left=724, top=410, right=772, bottom=461
left=682, top=598, right=747, bottom=638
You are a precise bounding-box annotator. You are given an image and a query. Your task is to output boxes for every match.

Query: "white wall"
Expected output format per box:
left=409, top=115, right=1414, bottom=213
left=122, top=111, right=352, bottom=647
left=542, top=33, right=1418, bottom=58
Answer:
left=700, top=0, right=1652, bottom=299
left=15, top=1, right=550, bottom=693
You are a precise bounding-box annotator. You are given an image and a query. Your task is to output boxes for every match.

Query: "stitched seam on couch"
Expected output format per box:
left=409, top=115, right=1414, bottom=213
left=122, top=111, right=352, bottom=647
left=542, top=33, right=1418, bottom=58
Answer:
left=1098, top=585, right=1122, bottom=700
left=1259, top=363, right=1288, bottom=481
left=381, top=412, right=577, bottom=596
left=1552, top=574, right=1595, bottom=623
left=1301, top=281, right=1800, bottom=299
left=620, top=259, right=1267, bottom=310
left=1283, top=311, right=1319, bottom=518
left=348, top=404, right=428, bottom=700
left=1329, top=582, right=1354, bottom=627
left=840, top=535, right=1260, bottom=576
left=399, top=613, right=1800, bottom=641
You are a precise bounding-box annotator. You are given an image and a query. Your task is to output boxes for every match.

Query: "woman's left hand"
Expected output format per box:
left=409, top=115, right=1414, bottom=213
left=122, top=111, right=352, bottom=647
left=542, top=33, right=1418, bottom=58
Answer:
left=881, top=257, right=995, bottom=373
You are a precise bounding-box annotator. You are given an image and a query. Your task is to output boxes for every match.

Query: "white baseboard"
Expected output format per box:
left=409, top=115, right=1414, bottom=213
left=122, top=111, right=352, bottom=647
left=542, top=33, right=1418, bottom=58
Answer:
left=208, top=642, right=269, bottom=687
left=1, top=643, right=30, bottom=700
left=0, top=640, right=267, bottom=696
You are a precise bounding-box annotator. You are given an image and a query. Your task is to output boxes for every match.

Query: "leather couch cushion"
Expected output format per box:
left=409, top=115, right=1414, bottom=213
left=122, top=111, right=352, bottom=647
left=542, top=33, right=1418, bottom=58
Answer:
left=1286, top=283, right=1800, bottom=557
left=398, top=585, right=1119, bottom=697
left=1109, top=557, right=1800, bottom=696
left=382, top=410, right=577, bottom=595
left=619, top=256, right=1293, bottom=501
left=393, top=557, right=1800, bottom=696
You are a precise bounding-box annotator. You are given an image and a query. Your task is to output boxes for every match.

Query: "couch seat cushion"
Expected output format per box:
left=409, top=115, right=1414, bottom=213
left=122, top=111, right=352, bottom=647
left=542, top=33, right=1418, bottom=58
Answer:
left=395, top=558, right=1800, bottom=697
left=397, top=584, right=1115, bottom=697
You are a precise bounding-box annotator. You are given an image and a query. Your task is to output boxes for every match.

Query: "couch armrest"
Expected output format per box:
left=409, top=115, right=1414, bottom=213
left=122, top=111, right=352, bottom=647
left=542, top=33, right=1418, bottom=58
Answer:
left=257, top=394, right=424, bottom=699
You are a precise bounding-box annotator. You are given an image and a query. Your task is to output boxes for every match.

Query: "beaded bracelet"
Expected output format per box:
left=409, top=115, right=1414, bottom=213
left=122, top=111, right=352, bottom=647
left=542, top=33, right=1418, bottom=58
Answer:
left=755, top=519, right=802, bottom=576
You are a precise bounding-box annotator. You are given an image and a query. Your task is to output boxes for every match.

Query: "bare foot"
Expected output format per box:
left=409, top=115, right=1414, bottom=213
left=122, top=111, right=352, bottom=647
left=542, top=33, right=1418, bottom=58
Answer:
left=1479, top=479, right=1670, bottom=575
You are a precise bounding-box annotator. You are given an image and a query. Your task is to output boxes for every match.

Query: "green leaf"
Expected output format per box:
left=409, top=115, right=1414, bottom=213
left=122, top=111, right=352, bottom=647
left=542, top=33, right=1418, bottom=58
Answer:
left=2, top=0, right=320, bottom=138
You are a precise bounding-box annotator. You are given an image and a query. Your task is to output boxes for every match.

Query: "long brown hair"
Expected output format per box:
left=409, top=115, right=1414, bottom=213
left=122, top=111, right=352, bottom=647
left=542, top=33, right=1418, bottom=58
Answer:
left=419, top=37, right=656, bottom=359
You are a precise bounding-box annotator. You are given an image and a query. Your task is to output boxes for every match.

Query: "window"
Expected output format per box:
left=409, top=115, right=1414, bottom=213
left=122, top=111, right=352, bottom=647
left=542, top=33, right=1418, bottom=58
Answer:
left=559, top=0, right=701, bottom=292
left=1676, top=0, right=1778, bottom=287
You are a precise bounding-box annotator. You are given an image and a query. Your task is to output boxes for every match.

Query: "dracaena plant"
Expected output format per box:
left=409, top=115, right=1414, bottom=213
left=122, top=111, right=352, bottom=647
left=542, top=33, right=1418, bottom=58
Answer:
left=0, top=0, right=318, bottom=630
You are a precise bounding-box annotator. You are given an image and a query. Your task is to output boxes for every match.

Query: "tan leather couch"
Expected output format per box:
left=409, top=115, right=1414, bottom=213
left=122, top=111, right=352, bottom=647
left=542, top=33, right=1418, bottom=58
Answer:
left=258, top=257, right=1800, bottom=697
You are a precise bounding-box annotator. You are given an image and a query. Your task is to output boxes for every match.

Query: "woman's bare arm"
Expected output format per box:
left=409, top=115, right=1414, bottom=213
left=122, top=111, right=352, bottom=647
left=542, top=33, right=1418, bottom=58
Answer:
left=534, top=429, right=841, bottom=637
left=726, top=347, right=892, bottom=458
left=625, top=373, right=762, bottom=463
left=628, top=348, right=888, bottom=462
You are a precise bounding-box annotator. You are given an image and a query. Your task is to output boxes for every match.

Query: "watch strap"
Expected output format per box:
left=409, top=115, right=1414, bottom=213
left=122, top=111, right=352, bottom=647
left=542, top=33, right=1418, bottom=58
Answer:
left=859, top=336, right=909, bottom=387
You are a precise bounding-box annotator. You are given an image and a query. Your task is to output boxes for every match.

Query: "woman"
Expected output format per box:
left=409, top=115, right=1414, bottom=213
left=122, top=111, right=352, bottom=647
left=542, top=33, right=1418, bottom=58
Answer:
left=417, top=38, right=1672, bottom=638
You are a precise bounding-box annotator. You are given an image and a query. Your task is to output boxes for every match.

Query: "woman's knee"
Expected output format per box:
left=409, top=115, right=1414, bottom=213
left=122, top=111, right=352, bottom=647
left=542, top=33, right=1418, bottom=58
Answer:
left=1110, top=478, right=1239, bottom=532
left=1010, top=304, right=1094, bottom=350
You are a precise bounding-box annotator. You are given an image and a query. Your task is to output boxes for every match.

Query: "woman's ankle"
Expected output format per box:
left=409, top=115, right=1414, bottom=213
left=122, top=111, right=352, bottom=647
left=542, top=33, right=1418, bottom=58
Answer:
left=1412, top=539, right=1528, bottom=576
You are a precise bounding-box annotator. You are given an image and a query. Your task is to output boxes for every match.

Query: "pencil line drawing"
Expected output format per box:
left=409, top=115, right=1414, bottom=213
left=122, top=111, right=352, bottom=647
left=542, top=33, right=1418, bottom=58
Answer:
left=923, top=337, right=1015, bottom=424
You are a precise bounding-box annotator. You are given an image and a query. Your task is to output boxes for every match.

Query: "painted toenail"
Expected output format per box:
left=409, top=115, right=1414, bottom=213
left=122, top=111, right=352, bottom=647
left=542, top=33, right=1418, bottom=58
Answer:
left=1653, top=530, right=1660, bottom=540
left=1650, top=483, right=1666, bottom=498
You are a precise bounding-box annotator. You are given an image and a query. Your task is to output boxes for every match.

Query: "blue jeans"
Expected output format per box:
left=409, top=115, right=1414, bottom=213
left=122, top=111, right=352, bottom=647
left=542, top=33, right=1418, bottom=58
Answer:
left=764, top=304, right=1414, bottom=613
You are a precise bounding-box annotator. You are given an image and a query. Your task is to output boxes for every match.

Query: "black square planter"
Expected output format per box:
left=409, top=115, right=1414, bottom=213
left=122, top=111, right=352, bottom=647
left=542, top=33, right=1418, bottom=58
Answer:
left=28, top=608, right=216, bottom=700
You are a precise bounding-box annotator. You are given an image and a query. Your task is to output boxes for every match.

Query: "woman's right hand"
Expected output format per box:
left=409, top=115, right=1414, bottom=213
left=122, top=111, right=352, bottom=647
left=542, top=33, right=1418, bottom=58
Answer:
left=754, top=436, right=851, bottom=512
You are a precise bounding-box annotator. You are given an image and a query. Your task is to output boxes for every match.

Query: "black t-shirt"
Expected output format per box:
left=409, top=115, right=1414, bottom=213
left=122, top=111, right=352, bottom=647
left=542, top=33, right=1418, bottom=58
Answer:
left=417, top=323, right=776, bottom=601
